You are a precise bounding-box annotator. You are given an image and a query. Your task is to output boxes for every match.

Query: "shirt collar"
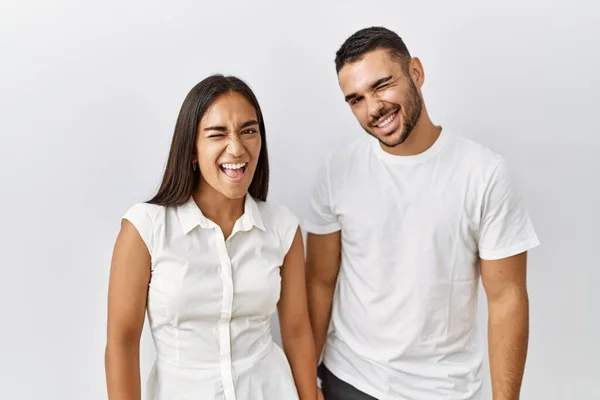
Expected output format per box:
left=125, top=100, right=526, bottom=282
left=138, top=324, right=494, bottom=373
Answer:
left=241, top=194, right=266, bottom=232
left=177, top=194, right=265, bottom=235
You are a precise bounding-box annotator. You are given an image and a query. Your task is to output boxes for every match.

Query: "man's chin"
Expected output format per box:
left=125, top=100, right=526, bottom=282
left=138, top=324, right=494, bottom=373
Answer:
left=363, top=125, right=408, bottom=148
left=378, top=131, right=407, bottom=148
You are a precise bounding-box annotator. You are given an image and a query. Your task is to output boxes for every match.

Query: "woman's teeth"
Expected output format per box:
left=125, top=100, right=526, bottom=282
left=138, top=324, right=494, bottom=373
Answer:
left=221, top=162, right=246, bottom=170
left=220, top=162, right=247, bottom=179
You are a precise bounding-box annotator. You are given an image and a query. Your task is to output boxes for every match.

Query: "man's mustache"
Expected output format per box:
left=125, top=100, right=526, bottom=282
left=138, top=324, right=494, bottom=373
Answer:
left=369, top=105, right=400, bottom=127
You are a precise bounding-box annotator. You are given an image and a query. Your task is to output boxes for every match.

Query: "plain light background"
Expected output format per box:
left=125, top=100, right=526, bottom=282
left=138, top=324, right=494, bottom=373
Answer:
left=1, top=0, right=598, bottom=399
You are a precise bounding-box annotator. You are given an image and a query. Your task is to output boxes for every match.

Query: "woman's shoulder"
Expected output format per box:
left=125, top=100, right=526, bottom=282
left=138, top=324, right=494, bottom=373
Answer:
left=255, top=200, right=300, bottom=254
left=120, top=202, right=168, bottom=255
left=123, top=201, right=166, bottom=221
left=255, top=200, right=299, bottom=229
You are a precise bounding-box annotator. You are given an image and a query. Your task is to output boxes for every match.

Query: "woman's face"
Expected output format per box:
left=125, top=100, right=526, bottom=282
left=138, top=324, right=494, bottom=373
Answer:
left=195, top=91, right=261, bottom=200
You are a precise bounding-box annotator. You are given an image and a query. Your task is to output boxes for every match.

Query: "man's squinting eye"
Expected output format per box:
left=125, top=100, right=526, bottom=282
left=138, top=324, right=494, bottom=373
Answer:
left=351, top=97, right=363, bottom=106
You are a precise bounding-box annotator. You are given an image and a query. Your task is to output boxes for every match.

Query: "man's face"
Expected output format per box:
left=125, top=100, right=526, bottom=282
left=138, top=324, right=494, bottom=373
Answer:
left=338, top=48, right=423, bottom=148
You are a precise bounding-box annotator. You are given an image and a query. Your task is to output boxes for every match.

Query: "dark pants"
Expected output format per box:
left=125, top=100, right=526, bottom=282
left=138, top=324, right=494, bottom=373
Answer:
left=319, top=364, right=378, bottom=400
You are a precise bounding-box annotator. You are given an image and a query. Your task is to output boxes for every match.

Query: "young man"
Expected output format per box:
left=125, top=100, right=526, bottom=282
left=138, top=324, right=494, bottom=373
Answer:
left=304, top=27, right=539, bottom=400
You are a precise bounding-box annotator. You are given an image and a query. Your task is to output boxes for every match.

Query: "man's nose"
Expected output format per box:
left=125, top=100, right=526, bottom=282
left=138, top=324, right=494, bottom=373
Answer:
left=367, top=98, right=384, bottom=123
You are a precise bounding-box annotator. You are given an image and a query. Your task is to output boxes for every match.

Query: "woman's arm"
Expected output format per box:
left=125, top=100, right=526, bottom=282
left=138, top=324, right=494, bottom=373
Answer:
left=277, top=227, right=319, bottom=400
left=105, top=219, right=151, bottom=400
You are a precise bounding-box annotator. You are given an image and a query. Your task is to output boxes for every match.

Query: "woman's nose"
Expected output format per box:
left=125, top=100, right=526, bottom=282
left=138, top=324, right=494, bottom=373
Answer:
left=226, top=137, right=246, bottom=157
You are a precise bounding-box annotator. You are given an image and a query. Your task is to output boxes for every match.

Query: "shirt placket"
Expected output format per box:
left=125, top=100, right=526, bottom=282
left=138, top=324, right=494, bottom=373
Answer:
left=215, top=229, right=236, bottom=400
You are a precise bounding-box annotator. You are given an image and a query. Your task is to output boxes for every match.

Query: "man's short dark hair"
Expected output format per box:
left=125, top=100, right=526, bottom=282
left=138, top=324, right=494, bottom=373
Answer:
left=335, top=27, right=411, bottom=73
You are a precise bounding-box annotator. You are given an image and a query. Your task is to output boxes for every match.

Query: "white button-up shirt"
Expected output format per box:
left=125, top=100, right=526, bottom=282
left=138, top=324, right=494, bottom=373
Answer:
left=123, top=195, right=300, bottom=399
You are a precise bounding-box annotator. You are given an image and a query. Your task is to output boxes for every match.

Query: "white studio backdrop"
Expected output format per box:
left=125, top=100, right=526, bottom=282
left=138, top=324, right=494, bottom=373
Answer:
left=1, top=0, right=598, bottom=399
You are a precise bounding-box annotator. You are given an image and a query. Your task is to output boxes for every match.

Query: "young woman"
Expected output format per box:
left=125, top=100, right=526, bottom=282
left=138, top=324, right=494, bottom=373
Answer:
left=105, top=75, right=318, bottom=400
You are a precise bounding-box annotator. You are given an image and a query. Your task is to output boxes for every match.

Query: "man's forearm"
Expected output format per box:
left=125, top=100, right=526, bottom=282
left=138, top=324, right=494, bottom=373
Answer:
left=488, top=290, right=529, bottom=400
left=307, top=282, right=335, bottom=361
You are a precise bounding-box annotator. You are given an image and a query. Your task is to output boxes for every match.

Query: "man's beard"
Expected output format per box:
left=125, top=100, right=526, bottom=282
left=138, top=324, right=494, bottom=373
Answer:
left=364, top=78, right=423, bottom=148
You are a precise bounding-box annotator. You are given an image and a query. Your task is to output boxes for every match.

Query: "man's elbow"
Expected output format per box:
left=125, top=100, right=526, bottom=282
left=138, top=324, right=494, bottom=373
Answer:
left=307, top=277, right=337, bottom=298
left=306, top=262, right=338, bottom=289
left=487, top=286, right=529, bottom=320
left=488, top=283, right=528, bottom=303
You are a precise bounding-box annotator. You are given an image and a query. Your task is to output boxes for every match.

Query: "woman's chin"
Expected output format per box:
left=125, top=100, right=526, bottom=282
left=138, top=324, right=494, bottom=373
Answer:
left=217, top=183, right=251, bottom=200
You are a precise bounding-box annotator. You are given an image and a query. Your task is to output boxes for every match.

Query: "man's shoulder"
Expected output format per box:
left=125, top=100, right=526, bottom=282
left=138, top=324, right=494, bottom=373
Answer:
left=446, top=132, right=506, bottom=171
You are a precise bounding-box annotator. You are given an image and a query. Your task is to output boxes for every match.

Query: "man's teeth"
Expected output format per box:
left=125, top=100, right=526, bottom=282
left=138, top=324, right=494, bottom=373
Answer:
left=377, top=112, right=396, bottom=128
left=221, top=162, right=246, bottom=170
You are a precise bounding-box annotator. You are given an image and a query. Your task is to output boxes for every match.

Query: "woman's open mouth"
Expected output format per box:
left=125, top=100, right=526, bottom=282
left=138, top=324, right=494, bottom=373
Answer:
left=220, top=162, right=247, bottom=182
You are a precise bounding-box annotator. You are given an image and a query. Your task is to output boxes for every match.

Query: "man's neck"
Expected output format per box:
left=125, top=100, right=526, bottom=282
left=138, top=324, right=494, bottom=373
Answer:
left=380, top=113, right=442, bottom=157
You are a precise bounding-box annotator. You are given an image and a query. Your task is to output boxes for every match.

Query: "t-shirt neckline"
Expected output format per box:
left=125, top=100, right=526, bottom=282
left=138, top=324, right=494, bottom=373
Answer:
left=371, top=128, right=450, bottom=165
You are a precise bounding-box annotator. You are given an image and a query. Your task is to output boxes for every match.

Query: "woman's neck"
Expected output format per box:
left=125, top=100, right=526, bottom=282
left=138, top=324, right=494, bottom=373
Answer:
left=193, top=182, right=245, bottom=226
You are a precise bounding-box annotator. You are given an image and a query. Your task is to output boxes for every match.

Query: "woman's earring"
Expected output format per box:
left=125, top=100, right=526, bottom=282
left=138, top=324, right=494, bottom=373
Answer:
left=192, top=161, right=197, bottom=171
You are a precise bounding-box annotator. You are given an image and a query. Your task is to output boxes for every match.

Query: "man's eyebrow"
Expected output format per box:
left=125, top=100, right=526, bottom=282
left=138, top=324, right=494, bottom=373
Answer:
left=371, top=76, right=392, bottom=89
left=344, top=76, right=393, bottom=103
left=345, top=92, right=358, bottom=102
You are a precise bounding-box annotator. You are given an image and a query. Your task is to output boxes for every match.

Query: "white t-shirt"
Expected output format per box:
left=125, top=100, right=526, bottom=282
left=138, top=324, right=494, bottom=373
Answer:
left=123, top=195, right=300, bottom=400
left=303, top=130, right=539, bottom=400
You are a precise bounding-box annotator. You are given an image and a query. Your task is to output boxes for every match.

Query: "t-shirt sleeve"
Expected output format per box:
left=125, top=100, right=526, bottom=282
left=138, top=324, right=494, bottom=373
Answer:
left=478, top=158, right=540, bottom=260
left=302, top=156, right=342, bottom=235
left=122, top=203, right=155, bottom=256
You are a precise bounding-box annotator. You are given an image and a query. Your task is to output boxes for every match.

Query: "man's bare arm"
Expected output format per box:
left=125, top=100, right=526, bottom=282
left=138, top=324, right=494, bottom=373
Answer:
left=481, top=251, right=529, bottom=400
left=305, top=231, right=341, bottom=361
